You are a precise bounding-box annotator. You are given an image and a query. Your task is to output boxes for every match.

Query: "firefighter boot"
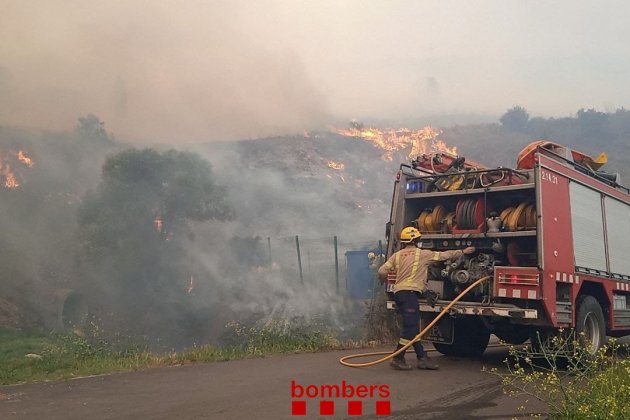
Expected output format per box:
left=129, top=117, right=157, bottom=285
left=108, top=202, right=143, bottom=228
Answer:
left=417, top=352, right=439, bottom=370
left=390, top=357, right=413, bottom=371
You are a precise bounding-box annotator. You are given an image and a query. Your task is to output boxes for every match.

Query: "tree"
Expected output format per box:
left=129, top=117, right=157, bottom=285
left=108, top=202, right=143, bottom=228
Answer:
left=500, top=106, right=530, bottom=132
left=77, top=148, right=233, bottom=310
left=576, top=108, right=609, bottom=139
left=77, top=114, right=114, bottom=144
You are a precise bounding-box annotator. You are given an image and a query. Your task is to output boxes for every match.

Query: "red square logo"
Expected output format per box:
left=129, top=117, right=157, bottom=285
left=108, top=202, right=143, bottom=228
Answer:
left=348, top=400, right=363, bottom=416
left=292, top=400, right=306, bottom=416
left=320, top=400, right=335, bottom=415
left=376, top=400, right=391, bottom=416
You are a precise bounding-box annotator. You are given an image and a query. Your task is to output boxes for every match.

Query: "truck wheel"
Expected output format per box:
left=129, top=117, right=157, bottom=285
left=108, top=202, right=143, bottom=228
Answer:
left=495, top=326, right=530, bottom=345
left=433, top=317, right=490, bottom=356
left=528, top=328, right=572, bottom=369
left=575, top=295, right=606, bottom=355
left=529, top=328, right=557, bottom=353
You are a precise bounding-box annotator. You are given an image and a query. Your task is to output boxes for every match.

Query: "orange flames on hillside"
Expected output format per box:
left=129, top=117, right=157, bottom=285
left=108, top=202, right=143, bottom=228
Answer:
left=333, top=125, right=457, bottom=161
left=17, top=150, right=34, bottom=167
left=327, top=160, right=345, bottom=170
left=3, top=169, right=18, bottom=188
left=1, top=150, right=35, bottom=189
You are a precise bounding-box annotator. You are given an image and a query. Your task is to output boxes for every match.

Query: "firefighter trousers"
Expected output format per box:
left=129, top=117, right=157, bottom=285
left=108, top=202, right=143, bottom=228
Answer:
left=393, top=290, right=425, bottom=359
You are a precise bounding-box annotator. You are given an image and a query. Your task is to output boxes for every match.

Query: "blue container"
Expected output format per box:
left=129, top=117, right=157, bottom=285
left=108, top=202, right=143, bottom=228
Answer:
left=406, top=181, right=422, bottom=194
left=345, top=250, right=381, bottom=299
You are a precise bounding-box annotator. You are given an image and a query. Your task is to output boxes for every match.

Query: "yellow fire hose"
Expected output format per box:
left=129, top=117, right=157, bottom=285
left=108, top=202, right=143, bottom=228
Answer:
left=339, top=276, right=491, bottom=368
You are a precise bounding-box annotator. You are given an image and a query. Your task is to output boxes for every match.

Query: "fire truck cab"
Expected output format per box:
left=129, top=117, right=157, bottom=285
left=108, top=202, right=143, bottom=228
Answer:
left=385, top=142, right=630, bottom=356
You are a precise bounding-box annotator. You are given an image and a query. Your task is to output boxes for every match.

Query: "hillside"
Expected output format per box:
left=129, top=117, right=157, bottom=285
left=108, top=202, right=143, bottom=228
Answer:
left=446, top=108, right=630, bottom=181
left=190, top=133, right=397, bottom=240
left=1, top=109, right=628, bottom=343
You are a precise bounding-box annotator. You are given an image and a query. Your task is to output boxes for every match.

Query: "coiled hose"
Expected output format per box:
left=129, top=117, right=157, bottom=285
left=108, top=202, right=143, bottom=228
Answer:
left=339, top=276, right=491, bottom=368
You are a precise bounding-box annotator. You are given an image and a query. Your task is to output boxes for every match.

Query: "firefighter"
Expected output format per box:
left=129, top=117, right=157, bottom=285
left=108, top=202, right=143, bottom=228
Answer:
left=378, top=226, right=475, bottom=370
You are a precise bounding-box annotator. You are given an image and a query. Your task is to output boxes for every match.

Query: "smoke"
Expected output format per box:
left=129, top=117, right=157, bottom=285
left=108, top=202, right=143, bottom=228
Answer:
left=4, top=2, right=630, bottom=143
left=166, top=134, right=395, bottom=345
left=66, top=132, right=394, bottom=350
left=183, top=222, right=360, bottom=343
left=2, top=1, right=629, bottom=351
left=0, top=123, right=118, bottom=329
left=0, top=2, right=330, bottom=143
left=1, top=115, right=398, bottom=351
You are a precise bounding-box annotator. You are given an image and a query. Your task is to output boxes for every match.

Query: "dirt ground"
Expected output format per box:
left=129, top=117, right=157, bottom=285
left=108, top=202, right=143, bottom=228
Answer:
left=0, top=343, right=548, bottom=420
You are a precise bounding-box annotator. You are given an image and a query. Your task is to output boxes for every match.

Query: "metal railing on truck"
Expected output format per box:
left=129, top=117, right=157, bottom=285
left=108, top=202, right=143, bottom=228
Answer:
left=537, top=147, right=629, bottom=193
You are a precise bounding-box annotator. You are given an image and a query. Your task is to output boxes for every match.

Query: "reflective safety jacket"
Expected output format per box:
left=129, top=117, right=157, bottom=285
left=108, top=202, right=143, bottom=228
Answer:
left=378, top=246, right=464, bottom=293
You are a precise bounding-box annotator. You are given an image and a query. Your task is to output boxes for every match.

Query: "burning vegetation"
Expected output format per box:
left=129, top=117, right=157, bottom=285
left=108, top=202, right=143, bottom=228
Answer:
left=333, top=124, right=457, bottom=161
left=0, top=119, right=458, bottom=348
left=327, top=160, right=345, bottom=171
left=0, top=149, right=34, bottom=189
left=17, top=150, right=34, bottom=167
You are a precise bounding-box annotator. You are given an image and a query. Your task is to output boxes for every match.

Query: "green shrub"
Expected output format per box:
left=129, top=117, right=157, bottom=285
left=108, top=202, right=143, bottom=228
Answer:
left=487, top=331, right=630, bottom=419
left=220, top=318, right=336, bottom=355
left=363, top=293, right=400, bottom=343
left=1, top=318, right=340, bottom=385
left=0, top=323, right=149, bottom=385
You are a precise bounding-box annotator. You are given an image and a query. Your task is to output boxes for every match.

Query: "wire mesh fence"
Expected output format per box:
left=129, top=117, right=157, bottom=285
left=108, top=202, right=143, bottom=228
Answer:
left=261, top=235, right=385, bottom=296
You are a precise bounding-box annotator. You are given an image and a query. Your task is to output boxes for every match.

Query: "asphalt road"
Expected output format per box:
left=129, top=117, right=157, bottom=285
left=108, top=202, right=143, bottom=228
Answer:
left=0, top=344, right=547, bottom=420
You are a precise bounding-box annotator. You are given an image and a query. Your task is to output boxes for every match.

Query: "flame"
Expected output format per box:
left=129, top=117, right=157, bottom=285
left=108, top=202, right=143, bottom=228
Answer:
left=17, top=150, right=34, bottom=167
left=0, top=157, right=20, bottom=189
left=0, top=149, right=35, bottom=189
left=333, top=125, right=457, bottom=161
left=4, top=167, right=19, bottom=188
left=327, top=160, right=345, bottom=170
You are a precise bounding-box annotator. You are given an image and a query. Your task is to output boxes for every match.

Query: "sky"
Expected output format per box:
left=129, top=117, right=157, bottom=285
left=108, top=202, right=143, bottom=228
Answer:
left=1, top=1, right=629, bottom=142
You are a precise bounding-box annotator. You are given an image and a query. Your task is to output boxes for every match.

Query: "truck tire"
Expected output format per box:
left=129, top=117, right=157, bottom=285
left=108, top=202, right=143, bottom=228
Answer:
left=529, top=328, right=557, bottom=353
left=433, top=316, right=491, bottom=356
left=495, top=326, right=530, bottom=345
left=575, top=295, right=606, bottom=355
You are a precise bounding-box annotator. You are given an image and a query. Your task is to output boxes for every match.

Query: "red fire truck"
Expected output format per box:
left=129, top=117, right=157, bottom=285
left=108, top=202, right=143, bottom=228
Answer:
left=385, top=141, right=630, bottom=356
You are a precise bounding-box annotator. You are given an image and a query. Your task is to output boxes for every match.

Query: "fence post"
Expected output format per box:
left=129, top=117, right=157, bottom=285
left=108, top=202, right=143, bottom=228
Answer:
left=334, top=235, right=339, bottom=293
left=267, top=236, right=272, bottom=266
left=295, top=235, right=304, bottom=284
left=307, top=248, right=311, bottom=273
left=373, top=240, right=384, bottom=299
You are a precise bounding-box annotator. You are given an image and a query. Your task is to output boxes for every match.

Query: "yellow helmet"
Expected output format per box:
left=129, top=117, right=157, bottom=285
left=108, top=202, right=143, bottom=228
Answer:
left=400, top=227, right=421, bottom=243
